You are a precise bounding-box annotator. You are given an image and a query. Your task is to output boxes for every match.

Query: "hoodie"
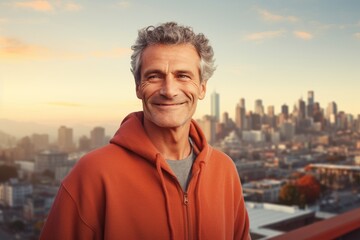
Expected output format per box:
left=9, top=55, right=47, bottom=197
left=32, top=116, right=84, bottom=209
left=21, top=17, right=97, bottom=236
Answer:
left=39, top=112, right=250, bottom=240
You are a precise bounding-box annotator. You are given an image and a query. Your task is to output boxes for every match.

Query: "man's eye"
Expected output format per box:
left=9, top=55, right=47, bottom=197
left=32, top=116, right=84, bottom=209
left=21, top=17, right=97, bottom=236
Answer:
left=178, top=74, right=190, bottom=80
left=147, top=75, right=160, bottom=80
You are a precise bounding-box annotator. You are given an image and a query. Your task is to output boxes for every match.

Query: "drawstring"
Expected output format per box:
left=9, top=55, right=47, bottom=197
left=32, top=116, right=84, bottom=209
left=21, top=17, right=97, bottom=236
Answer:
left=195, top=161, right=205, bottom=240
left=155, top=154, right=175, bottom=240
left=195, top=146, right=211, bottom=240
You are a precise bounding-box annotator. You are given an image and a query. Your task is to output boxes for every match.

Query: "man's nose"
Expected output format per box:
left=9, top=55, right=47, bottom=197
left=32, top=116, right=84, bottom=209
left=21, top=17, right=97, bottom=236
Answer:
left=159, top=75, right=179, bottom=98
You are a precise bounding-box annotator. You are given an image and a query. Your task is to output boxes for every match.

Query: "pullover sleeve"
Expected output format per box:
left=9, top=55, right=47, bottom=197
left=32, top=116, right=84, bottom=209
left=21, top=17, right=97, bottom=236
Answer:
left=39, top=184, right=98, bottom=240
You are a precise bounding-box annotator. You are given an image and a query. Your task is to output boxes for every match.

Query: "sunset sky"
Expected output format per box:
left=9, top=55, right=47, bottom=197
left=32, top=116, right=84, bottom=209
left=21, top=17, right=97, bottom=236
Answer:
left=1, top=0, right=360, bottom=131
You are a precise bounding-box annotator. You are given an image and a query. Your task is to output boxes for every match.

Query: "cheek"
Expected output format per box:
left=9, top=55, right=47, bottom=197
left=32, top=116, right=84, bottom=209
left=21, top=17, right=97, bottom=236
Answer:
left=186, top=82, right=204, bottom=99
left=138, top=82, right=158, bottom=99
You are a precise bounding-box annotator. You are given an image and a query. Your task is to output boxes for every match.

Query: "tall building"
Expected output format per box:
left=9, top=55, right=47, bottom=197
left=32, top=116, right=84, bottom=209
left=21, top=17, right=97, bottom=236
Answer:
left=254, top=99, right=264, bottom=116
left=58, top=126, right=74, bottom=152
left=326, top=101, right=337, bottom=125
left=307, top=90, right=314, bottom=118
left=198, top=115, right=216, bottom=144
left=281, top=104, right=289, bottom=119
left=235, top=98, right=246, bottom=130
left=91, top=127, right=106, bottom=149
left=210, top=91, right=220, bottom=122
left=297, top=98, right=306, bottom=120
left=266, top=105, right=276, bottom=128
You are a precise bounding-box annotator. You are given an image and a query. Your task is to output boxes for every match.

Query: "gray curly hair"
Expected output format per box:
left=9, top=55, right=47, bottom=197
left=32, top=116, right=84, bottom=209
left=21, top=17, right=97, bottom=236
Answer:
left=130, top=22, right=216, bottom=85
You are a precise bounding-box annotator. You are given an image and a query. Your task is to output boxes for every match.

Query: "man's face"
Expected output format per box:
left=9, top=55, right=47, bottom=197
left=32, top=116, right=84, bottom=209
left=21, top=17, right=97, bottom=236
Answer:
left=136, top=44, right=207, bottom=129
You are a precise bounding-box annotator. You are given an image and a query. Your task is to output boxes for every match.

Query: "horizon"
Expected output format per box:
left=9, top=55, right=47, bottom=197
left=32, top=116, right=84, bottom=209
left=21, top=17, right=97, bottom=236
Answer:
left=1, top=1, right=360, bottom=131
left=1, top=87, right=359, bottom=140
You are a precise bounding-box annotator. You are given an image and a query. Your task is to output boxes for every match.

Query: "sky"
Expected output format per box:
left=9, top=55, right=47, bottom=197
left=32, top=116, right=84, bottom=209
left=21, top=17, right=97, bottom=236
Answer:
left=1, top=0, right=360, bottom=135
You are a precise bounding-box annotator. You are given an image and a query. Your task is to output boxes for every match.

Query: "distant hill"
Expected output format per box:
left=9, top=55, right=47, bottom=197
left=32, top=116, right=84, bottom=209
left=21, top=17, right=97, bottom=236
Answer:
left=0, top=129, right=16, bottom=148
left=0, top=119, right=120, bottom=143
left=0, top=119, right=56, bottom=139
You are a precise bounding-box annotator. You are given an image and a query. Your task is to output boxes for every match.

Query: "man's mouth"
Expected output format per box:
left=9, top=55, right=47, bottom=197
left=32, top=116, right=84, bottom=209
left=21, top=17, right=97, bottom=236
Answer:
left=155, top=103, right=184, bottom=106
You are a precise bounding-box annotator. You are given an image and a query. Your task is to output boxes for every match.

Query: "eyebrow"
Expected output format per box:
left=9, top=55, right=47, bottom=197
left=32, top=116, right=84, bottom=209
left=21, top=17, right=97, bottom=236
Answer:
left=142, top=69, right=164, bottom=77
left=143, top=69, right=196, bottom=77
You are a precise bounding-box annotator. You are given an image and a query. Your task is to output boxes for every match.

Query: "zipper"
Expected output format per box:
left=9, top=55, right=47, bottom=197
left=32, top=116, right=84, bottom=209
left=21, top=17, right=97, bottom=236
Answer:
left=184, top=192, right=189, bottom=205
left=183, top=191, right=191, bottom=240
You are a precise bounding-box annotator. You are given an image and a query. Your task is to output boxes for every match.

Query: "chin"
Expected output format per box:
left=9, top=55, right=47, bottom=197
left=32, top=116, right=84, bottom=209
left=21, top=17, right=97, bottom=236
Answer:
left=152, top=116, right=191, bottom=129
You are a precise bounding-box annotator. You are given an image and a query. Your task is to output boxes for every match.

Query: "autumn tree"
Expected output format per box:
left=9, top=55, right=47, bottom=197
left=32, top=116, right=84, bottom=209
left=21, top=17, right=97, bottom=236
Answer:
left=279, top=183, right=300, bottom=206
left=279, top=174, right=321, bottom=208
left=297, top=174, right=321, bottom=205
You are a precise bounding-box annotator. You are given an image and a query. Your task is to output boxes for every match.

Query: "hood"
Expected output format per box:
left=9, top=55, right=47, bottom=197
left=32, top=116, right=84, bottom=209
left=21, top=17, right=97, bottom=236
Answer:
left=110, top=111, right=213, bottom=240
left=110, top=111, right=211, bottom=166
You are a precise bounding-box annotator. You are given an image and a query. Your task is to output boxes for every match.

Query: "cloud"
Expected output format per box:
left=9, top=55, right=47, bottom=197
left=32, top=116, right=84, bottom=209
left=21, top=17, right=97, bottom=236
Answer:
left=14, top=0, right=54, bottom=12
left=245, top=30, right=285, bottom=41
left=91, top=48, right=132, bottom=58
left=355, top=33, right=360, bottom=39
left=0, top=37, right=51, bottom=59
left=293, top=31, right=313, bottom=40
left=47, top=102, right=84, bottom=107
left=117, top=1, right=130, bottom=9
left=0, top=36, right=131, bottom=61
left=63, top=2, right=82, bottom=11
left=258, top=9, right=299, bottom=23
left=13, top=0, right=82, bottom=12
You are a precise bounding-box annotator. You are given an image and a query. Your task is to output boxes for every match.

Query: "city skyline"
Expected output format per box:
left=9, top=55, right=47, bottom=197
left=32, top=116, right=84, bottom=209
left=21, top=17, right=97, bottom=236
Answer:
left=1, top=88, right=358, bottom=140
left=1, top=0, right=360, bottom=128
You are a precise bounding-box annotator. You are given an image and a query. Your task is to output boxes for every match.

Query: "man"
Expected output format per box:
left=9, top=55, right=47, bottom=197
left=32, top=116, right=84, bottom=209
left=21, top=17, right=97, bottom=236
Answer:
left=40, top=22, right=250, bottom=240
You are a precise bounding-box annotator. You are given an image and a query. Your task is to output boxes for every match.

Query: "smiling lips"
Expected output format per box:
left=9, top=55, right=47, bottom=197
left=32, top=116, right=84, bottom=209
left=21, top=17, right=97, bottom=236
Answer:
left=153, top=102, right=186, bottom=107
left=156, top=103, right=184, bottom=106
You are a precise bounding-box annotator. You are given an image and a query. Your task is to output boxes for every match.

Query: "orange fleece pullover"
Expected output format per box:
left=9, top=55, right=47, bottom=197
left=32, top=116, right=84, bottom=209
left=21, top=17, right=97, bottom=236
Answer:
left=40, top=112, right=250, bottom=240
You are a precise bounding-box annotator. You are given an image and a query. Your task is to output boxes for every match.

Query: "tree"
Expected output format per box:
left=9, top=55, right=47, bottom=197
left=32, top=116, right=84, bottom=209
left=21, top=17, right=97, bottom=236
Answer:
left=297, top=174, right=321, bottom=205
left=279, top=183, right=300, bottom=206
left=279, top=174, right=321, bottom=208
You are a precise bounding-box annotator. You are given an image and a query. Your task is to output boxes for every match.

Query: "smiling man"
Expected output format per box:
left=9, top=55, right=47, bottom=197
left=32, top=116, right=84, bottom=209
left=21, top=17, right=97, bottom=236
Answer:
left=40, top=22, right=251, bottom=240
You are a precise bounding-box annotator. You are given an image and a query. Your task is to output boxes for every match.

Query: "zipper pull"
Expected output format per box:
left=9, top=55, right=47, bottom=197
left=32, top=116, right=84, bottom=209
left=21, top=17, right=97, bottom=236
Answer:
left=184, top=193, right=189, bottom=205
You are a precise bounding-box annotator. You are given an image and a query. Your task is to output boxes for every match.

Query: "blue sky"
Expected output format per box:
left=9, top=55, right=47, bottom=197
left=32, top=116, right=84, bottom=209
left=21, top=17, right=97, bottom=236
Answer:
left=1, top=0, right=360, bottom=128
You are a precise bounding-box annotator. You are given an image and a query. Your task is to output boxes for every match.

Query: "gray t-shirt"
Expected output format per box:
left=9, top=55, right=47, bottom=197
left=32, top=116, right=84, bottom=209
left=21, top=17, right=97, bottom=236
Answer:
left=166, top=148, right=196, bottom=191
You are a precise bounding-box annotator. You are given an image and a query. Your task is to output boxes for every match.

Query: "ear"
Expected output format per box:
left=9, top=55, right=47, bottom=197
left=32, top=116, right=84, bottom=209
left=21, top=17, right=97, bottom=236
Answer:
left=198, top=80, right=207, bottom=100
left=136, top=83, right=142, bottom=99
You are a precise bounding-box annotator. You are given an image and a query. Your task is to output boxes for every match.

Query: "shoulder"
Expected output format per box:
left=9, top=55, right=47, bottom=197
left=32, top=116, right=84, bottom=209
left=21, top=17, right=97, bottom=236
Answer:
left=205, top=147, right=239, bottom=177
left=209, top=147, right=235, bottom=168
left=62, top=144, right=129, bottom=185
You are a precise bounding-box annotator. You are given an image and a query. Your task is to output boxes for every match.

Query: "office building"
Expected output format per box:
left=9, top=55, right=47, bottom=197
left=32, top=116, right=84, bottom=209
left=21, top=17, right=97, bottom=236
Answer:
left=254, top=99, right=264, bottom=116
left=58, top=126, right=74, bottom=152
left=235, top=98, right=246, bottom=130
left=210, top=91, right=220, bottom=122
left=34, top=150, right=68, bottom=173
left=307, top=90, right=314, bottom=118
left=91, top=127, right=106, bottom=149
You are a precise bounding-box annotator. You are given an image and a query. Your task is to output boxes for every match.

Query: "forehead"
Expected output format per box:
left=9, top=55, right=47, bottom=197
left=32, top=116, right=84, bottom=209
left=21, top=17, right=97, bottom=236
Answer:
left=140, top=44, right=200, bottom=73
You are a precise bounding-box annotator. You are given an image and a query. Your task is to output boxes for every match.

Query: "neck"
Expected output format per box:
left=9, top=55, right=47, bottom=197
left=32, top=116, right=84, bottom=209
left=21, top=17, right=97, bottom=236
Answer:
left=143, top=119, right=192, bottom=160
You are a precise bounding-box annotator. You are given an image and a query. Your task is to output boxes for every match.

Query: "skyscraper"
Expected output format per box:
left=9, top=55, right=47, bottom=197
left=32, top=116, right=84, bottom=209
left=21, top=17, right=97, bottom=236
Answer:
left=235, top=98, right=246, bottom=130
left=297, top=98, right=306, bottom=120
left=58, top=126, right=74, bottom=152
left=326, top=101, right=337, bottom=120
left=210, top=91, right=220, bottom=122
left=281, top=104, right=289, bottom=119
left=307, top=90, right=314, bottom=118
left=254, top=99, right=264, bottom=116
left=90, top=127, right=106, bottom=149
